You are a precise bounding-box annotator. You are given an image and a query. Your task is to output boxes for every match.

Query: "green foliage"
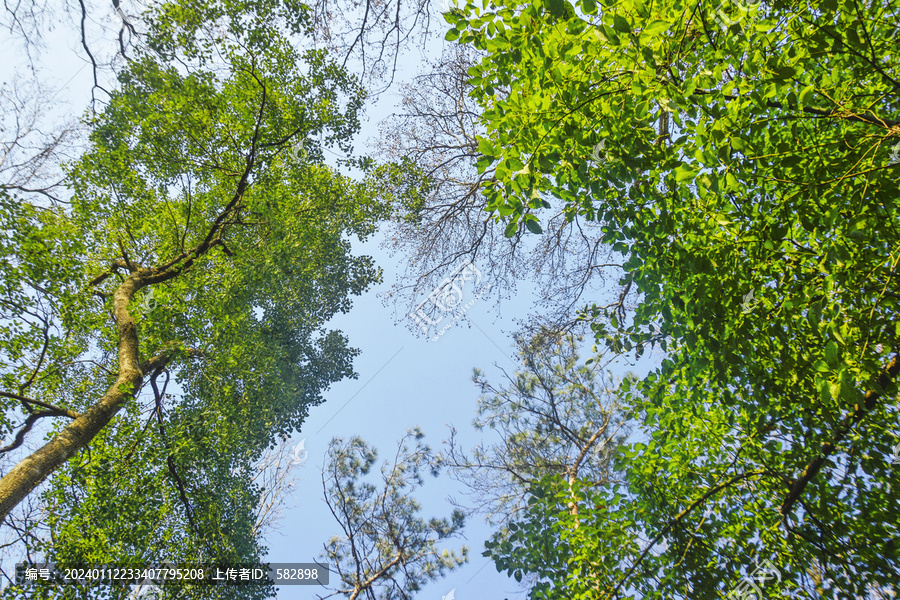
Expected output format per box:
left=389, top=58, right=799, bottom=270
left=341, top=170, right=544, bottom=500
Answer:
left=321, top=430, right=469, bottom=599
left=373, top=157, right=434, bottom=226
left=0, top=193, right=90, bottom=439
left=0, top=0, right=415, bottom=596
left=451, top=0, right=900, bottom=596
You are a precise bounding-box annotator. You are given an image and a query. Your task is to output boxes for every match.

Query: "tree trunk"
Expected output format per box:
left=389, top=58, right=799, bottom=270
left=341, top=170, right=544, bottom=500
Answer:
left=0, top=281, right=144, bottom=524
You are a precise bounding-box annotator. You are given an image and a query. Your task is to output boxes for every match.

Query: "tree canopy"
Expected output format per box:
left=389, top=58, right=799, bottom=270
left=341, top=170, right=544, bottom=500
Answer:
left=4, top=0, right=900, bottom=597
left=441, top=329, right=630, bottom=527
left=319, top=430, right=468, bottom=600
left=441, top=0, right=900, bottom=597
left=0, top=0, right=410, bottom=595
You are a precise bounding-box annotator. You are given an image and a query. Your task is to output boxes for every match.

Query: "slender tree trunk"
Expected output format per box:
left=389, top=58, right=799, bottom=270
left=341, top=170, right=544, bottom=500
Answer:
left=0, top=281, right=143, bottom=524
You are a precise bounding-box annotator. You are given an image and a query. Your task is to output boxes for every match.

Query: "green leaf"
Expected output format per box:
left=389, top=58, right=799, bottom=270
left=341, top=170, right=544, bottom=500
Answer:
left=525, top=219, right=543, bottom=234
left=476, top=155, right=494, bottom=173
left=798, top=84, right=815, bottom=105
left=477, top=136, right=494, bottom=157
left=725, top=171, right=740, bottom=191
left=675, top=165, right=697, bottom=182
left=641, top=20, right=668, bottom=37
left=829, top=379, right=842, bottom=400
left=601, top=24, right=621, bottom=45
left=772, top=65, right=796, bottom=80
left=546, top=0, right=566, bottom=17
left=8, top=0, right=405, bottom=573
left=447, top=1, right=900, bottom=595
left=825, top=340, right=840, bottom=368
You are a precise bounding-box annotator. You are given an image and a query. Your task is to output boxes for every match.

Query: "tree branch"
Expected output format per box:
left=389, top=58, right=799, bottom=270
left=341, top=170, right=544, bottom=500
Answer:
left=780, top=354, right=900, bottom=517
left=691, top=88, right=900, bottom=129
left=88, top=258, right=130, bottom=288
left=150, top=369, right=199, bottom=534
left=606, top=469, right=768, bottom=600
left=0, top=410, right=78, bottom=455
left=0, top=393, right=81, bottom=420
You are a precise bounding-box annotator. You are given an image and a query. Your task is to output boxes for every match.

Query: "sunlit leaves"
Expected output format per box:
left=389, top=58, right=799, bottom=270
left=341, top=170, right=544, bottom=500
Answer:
left=451, top=0, right=900, bottom=596
left=1, top=1, right=400, bottom=594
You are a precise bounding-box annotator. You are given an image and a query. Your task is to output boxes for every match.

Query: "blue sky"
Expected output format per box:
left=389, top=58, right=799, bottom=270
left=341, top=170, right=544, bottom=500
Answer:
left=263, top=226, right=539, bottom=600
left=263, top=211, right=660, bottom=600
left=263, top=69, right=663, bottom=590
left=261, top=40, right=544, bottom=600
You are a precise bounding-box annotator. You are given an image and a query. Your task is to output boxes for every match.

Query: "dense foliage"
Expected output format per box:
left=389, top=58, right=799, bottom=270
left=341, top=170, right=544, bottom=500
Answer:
left=445, top=0, right=900, bottom=597
left=0, top=1, right=409, bottom=597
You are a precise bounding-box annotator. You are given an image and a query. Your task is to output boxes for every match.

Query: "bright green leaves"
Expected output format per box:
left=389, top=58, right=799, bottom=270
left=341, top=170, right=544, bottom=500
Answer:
left=640, top=19, right=668, bottom=38
left=596, top=23, right=621, bottom=46
left=673, top=164, right=697, bottom=183
left=0, top=195, right=94, bottom=439
left=0, top=0, right=400, bottom=588
left=825, top=340, right=841, bottom=369
left=612, top=14, right=630, bottom=33
left=797, top=83, right=816, bottom=106
left=476, top=135, right=496, bottom=161
left=147, top=0, right=314, bottom=64
left=450, top=0, right=900, bottom=595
